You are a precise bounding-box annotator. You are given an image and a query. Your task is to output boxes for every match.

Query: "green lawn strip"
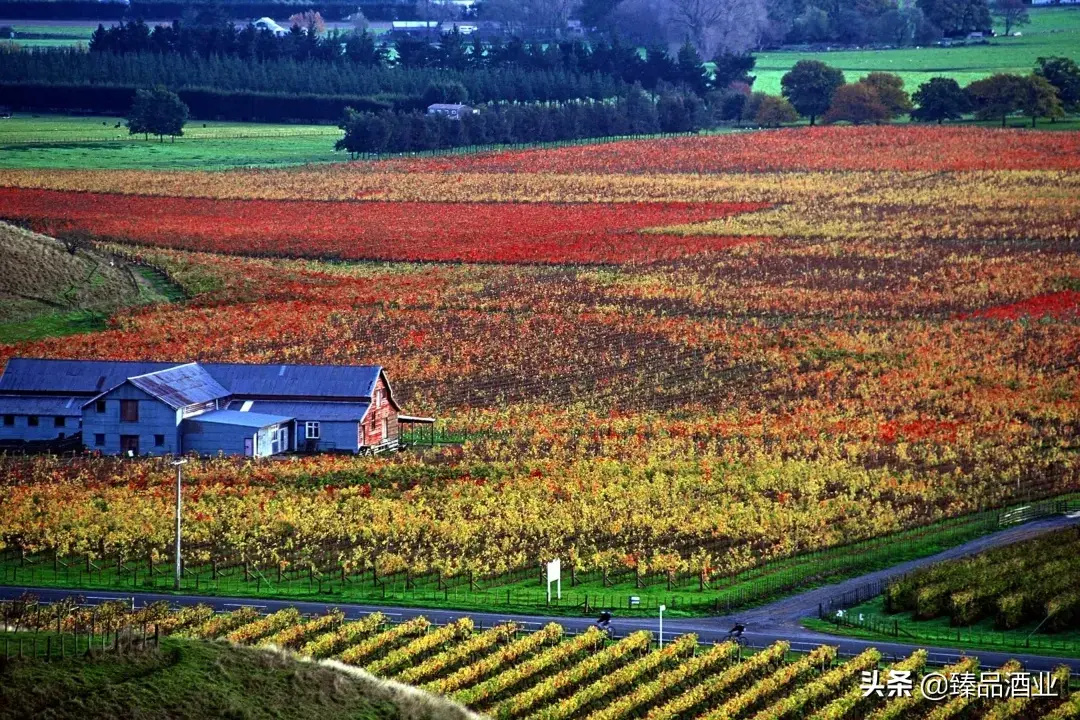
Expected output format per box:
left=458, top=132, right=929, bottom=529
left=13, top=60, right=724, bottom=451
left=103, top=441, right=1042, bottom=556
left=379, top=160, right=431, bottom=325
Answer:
left=802, top=597, right=1080, bottom=659
left=0, top=309, right=108, bottom=344
left=5, top=497, right=1071, bottom=619
left=0, top=634, right=401, bottom=720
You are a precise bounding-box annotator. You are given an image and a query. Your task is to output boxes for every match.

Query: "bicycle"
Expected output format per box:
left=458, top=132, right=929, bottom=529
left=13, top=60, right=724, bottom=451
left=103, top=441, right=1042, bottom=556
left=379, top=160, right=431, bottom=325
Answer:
left=725, top=623, right=748, bottom=647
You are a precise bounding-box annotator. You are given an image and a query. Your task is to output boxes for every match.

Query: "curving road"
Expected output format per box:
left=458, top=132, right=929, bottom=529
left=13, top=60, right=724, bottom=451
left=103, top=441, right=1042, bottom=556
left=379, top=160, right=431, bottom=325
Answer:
left=3, top=513, right=1079, bottom=674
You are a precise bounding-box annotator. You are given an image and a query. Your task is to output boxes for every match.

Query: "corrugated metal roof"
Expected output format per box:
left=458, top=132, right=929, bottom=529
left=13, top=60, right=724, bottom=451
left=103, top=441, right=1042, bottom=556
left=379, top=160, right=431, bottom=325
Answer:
left=0, top=395, right=83, bottom=416
left=128, top=364, right=230, bottom=409
left=0, top=358, right=383, bottom=400
left=201, top=363, right=381, bottom=399
left=228, top=400, right=371, bottom=422
left=0, top=358, right=171, bottom=394
left=187, top=410, right=293, bottom=428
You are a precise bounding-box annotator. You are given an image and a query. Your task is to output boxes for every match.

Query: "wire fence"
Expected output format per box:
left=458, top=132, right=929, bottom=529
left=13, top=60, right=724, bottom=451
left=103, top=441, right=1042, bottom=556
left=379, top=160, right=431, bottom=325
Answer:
left=1, top=620, right=160, bottom=661
left=2, top=497, right=1075, bottom=616
left=818, top=603, right=1080, bottom=657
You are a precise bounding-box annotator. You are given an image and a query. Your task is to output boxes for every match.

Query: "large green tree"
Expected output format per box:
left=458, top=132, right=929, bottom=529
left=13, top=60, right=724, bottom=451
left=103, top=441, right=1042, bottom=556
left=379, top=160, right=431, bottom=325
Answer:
left=916, top=0, right=991, bottom=36
left=965, top=72, right=1026, bottom=127
left=858, top=72, right=912, bottom=119
left=1035, top=56, right=1080, bottom=113
left=990, top=0, right=1029, bottom=36
left=781, top=59, right=845, bottom=126
left=1018, top=74, right=1064, bottom=127
left=911, top=77, right=971, bottom=123
left=126, top=85, right=188, bottom=142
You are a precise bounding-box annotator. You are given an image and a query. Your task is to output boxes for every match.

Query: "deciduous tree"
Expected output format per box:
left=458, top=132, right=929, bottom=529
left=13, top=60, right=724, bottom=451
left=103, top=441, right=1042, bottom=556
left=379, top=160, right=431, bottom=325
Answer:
left=745, top=93, right=798, bottom=126
left=966, top=72, right=1026, bottom=127
left=858, top=72, right=912, bottom=118
left=990, top=0, right=1029, bottom=36
left=126, top=85, right=188, bottom=142
left=1035, top=56, right=1080, bottom=113
left=1019, top=73, right=1063, bottom=127
left=911, top=77, right=971, bottom=123
left=821, top=83, right=890, bottom=124
left=781, top=59, right=845, bottom=126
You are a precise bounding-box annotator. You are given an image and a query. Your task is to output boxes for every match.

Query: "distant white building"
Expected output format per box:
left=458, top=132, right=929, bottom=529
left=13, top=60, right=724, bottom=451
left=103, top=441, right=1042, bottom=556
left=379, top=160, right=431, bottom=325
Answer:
left=427, top=103, right=478, bottom=119
left=253, top=17, right=288, bottom=36
left=392, top=20, right=442, bottom=35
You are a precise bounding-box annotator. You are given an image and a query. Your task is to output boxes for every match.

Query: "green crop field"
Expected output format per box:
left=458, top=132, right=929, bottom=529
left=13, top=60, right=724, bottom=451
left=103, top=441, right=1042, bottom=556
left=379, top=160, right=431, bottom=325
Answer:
left=0, top=115, right=345, bottom=170
left=753, top=6, right=1080, bottom=94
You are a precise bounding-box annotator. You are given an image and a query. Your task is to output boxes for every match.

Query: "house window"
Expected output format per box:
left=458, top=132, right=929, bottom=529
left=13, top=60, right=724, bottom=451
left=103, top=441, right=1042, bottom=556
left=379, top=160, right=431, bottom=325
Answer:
left=305, top=421, right=320, bottom=440
left=95, top=400, right=106, bottom=413
left=94, top=433, right=105, bottom=446
left=2, top=415, right=12, bottom=426
left=54, top=416, right=65, bottom=427
left=154, top=434, right=165, bottom=447
left=120, top=400, right=138, bottom=422
left=27, top=416, right=38, bottom=427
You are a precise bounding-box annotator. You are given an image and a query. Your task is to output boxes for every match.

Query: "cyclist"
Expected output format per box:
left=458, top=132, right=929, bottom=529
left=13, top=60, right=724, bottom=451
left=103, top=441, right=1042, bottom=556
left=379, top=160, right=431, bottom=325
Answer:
left=725, top=622, right=747, bottom=646
left=595, top=611, right=613, bottom=635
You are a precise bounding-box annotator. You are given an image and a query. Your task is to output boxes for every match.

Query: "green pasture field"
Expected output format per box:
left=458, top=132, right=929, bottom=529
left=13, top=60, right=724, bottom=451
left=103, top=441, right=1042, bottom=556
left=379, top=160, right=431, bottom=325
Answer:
left=804, top=596, right=1080, bottom=660
left=0, top=114, right=345, bottom=170
left=753, top=6, right=1080, bottom=94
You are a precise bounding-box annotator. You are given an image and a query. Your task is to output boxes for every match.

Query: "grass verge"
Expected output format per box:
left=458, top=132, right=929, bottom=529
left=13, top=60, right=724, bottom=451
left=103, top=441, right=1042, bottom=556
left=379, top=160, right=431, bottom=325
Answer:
left=802, top=597, right=1080, bottom=659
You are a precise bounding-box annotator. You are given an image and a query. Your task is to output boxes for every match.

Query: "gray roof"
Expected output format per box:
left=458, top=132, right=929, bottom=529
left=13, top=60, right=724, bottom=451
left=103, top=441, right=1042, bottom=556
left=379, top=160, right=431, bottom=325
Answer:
left=204, top=363, right=381, bottom=399
left=186, top=409, right=293, bottom=428
left=0, top=359, right=173, bottom=395
left=228, top=400, right=371, bottom=422
left=0, top=359, right=383, bottom=400
left=128, top=364, right=230, bottom=409
left=0, top=395, right=83, bottom=417
left=427, top=103, right=472, bottom=111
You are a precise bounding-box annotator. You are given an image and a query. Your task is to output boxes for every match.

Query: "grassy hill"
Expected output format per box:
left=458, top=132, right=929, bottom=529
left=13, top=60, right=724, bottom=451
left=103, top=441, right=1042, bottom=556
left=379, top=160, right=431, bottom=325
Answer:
left=0, top=635, right=480, bottom=720
left=0, top=221, right=179, bottom=343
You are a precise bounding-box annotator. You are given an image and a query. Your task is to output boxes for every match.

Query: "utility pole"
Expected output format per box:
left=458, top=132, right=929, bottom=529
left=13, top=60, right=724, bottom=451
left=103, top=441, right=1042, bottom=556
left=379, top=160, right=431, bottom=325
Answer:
left=172, top=458, right=188, bottom=590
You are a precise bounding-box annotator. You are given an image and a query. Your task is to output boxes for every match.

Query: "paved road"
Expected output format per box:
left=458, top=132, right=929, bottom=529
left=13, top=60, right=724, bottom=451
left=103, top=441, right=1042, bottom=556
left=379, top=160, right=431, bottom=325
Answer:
left=3, top=513, right=1079, bottom=674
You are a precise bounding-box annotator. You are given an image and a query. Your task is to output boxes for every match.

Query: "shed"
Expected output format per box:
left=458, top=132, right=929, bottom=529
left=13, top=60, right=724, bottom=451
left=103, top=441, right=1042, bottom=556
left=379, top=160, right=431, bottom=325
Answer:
left=427, top=103, right=478, bottom=119
left=184, top=409, right=293, bottom=457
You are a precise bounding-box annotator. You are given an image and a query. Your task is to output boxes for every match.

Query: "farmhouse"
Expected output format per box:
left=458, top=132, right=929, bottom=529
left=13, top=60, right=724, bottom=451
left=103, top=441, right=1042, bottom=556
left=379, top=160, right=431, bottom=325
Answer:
left=0, top=358, right=428, bottom=456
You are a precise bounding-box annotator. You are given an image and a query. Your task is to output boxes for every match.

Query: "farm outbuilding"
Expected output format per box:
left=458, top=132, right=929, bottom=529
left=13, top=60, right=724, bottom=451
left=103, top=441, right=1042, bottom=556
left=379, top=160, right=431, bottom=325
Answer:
left=427, top=103, right=478, bottom=119
left=0, top=358, right=415, bottom=456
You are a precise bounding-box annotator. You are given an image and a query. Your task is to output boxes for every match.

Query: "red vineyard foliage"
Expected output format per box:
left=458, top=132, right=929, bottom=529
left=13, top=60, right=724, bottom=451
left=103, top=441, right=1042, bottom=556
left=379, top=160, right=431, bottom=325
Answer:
left=962, top=290, right=1080, bottom=321
left=0, top=189, right=770, bottom=265
left=387, top=126, right=1080, bottom=174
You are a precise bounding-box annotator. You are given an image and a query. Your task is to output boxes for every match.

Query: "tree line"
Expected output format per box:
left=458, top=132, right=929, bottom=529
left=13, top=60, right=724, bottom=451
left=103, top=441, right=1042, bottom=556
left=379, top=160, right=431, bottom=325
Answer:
left=331, top=56, right=1080, bottom=155
left=773, top=56, right=1079, bottom=128
left=334, top=86, right=712, bottom=156
left=83, top=17, right=741, bottom=94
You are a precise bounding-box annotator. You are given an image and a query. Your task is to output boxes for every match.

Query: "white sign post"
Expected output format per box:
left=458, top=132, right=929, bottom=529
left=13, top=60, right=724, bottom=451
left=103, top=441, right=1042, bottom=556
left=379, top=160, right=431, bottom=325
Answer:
left=546, top=558, right=561, bottom=603
left=659, top=604, right=666, bottom=649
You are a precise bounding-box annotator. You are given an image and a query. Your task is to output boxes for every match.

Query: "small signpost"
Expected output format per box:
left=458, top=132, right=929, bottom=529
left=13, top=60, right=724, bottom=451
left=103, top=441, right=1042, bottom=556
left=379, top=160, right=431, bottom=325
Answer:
left=546, top=558, right=561, bottom=603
